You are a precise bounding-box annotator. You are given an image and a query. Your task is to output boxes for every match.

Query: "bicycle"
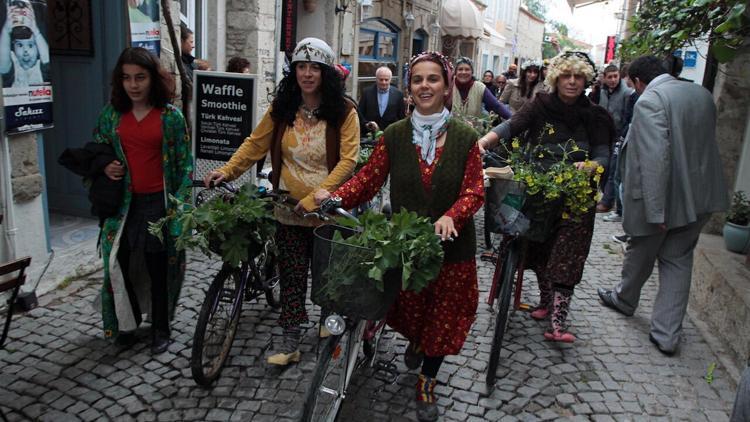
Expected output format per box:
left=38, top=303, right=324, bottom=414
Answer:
left=300, top=198, right=401, bottom=422
left=481, top=167, right=535, bottom=393
left=189, top=179, right=282, bottom=386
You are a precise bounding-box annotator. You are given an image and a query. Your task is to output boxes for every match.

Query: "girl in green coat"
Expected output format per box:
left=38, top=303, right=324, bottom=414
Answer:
left=94, top=47, right=192, bottom=354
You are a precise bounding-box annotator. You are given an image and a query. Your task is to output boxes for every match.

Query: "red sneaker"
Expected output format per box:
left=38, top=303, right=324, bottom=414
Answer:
left=544, top=329, right=576, bottom=343
left=530, top=307, right=549, bottom=320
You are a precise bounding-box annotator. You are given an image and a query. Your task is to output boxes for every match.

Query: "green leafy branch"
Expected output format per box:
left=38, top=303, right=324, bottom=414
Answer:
left=148, top=184, right=276, bottom=268
left=320, top=209, right=444, bottom=303
left=620, top=0, right=750, bottom=63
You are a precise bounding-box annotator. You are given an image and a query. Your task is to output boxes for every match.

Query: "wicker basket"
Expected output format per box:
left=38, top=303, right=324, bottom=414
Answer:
left=311, top=225, right=401, bottom=321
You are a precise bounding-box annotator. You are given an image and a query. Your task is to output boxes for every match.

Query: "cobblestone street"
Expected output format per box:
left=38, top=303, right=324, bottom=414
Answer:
left=0, top=214, right=738, bottom=421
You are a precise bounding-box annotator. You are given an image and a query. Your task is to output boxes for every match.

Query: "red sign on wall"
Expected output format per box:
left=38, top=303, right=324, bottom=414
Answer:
left=605, top=35, right=617, bottom=63
left=280, top=0, right=297, bottom=53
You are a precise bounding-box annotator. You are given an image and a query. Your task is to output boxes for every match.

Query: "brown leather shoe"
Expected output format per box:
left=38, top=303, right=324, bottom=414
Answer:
left=596, top=203, right=611, bottom=213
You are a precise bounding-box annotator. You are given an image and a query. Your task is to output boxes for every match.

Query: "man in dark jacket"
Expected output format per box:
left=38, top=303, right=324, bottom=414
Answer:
left=358, top=66, right=405, bottom=135
left=596, top=64, right=634, bottom=216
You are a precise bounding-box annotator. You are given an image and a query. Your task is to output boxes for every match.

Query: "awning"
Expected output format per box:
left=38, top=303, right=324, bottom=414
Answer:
left=483, top=23, right=507, bottom=46
left=566, top=0, right=608, bottom=11
left=440, top=0, right=483, bottom=39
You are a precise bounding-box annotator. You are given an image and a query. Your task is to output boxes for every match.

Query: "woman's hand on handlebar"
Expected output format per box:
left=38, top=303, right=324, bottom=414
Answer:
left=204, top=171, right=225, bottom=188
left=365, top=121, right=380, bottom=133
left=313, top=188, right=332, bottom=206
left=434, top=215, right=457, bottom=241
left=477, top=132, right=499, bottom=154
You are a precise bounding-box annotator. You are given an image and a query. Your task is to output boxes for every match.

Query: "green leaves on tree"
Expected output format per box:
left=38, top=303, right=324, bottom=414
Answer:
left=620, top=0, right=749, bottom=64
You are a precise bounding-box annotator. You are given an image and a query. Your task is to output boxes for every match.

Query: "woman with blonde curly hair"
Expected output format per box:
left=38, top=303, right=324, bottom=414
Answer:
left=478, top=51, right=615, bottom=342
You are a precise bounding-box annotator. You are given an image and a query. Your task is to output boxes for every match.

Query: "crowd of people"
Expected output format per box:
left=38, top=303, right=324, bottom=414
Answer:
left=86, top=36, right=740, bottom=421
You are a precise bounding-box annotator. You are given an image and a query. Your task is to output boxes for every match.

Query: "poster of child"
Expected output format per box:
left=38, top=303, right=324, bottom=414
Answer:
left=128, top=0, right=160, bottom=56
left=0, top=0, right=50, bottom=88
left=0, top=0, right=53, bottom=133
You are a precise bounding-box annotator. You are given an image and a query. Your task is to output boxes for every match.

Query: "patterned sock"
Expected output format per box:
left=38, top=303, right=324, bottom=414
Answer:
left=416, top=374, right=437, bottom=403
left=550, top=288, right=573, bottom=333
left=537, top=276, right=553, bottom=310
left=280, top=326, right=301, bottom=353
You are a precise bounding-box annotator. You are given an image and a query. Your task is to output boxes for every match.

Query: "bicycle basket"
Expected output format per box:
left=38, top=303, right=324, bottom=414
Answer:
left=311, top=225, right=401, bottom=321
left=521, top=193, right=565, bottom=243
left=486, top=178, right=530, bottom=236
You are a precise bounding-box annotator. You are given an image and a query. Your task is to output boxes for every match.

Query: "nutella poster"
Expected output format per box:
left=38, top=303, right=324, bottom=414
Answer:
left=1, top=0, right=53, bottom=134
left=128, top=0, right=161, bottom=56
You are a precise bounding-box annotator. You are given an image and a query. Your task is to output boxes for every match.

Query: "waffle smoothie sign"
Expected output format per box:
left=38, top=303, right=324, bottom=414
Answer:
left=194, top=71, right=256, bottom=161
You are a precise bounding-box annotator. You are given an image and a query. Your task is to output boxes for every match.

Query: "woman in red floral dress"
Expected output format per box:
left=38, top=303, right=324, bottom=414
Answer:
left=315, top=52, right=483, bottom=422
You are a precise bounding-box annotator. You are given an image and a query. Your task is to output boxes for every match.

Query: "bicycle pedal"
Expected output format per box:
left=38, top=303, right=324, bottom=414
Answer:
left=518, top=303, right=532, bottom=311
left=373, top=360, right=398, bottom=384
left=480, top=251, right=499, bottom=263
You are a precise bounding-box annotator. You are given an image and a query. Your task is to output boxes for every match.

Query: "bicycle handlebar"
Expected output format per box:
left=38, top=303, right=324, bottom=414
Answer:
left=192, top=179, right=237, bottom=192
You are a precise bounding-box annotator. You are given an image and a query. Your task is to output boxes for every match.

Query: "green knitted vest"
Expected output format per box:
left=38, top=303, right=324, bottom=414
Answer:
left=384, top=117, right=478, bottom=262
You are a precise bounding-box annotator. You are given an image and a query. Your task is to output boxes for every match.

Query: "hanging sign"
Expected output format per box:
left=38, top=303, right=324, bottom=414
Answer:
left=280, top=0, right=297, bottom=53
left=605, top=35, right=616, bottom=64
left=2, top=0, right=54, bottom=134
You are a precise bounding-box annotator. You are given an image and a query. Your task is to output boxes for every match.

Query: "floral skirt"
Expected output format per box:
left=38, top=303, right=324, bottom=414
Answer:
left=386, top=260, right=478, bottom=356
left=525, top=208, right=596, bottom=289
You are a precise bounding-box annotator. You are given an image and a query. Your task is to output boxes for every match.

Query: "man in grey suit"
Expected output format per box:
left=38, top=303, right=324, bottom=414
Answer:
left=597, top=55, right=729, bottom=355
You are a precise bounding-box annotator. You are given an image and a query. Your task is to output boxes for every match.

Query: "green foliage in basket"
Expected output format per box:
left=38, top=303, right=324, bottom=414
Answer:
left=325, top=209, right=444, bottom=296
left=148, top=184, right=276, bottom=267
left=502, top=125, right=604, bottom=221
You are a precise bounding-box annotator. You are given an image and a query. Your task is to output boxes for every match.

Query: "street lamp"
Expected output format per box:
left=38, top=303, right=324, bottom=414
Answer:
left=404, top=10, right=415, bottom=29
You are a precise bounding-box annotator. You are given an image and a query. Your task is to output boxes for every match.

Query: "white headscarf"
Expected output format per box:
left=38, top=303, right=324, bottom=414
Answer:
left=410, top=107, right=451, bottom=165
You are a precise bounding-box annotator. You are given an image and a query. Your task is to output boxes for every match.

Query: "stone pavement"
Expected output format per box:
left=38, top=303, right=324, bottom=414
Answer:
left=0, top=213, right=739, bottom=421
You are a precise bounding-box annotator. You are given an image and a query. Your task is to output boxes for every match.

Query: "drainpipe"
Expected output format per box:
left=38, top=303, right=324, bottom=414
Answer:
left=217, top=0, right=226, bottom=70
left=1, top=135, right=17, bottom=263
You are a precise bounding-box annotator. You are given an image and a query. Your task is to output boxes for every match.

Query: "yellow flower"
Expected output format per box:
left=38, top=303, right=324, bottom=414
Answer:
left=596, top=165, right=605, bottom=174
left=555, top=176, right=563, bottom=184
left=572, top=145, right=579, bottom=152
left=511, top=139, right=520, bottom=149
left=562, top=212, right=570, bottom=219
left=547, top=126, right=555, bottom=135
left=538, top=153, right=544, bottom=158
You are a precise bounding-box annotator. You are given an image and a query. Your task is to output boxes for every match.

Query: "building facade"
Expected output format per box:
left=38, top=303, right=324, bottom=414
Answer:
left=515, top=7, right=544, bottom=67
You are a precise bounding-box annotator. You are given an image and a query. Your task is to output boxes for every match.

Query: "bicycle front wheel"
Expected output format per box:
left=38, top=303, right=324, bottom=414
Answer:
left=486, top=245, right=517, bottom=391
left=191, top=264, right=244, bottom=386
left=301, top=321, right=363, bottom=422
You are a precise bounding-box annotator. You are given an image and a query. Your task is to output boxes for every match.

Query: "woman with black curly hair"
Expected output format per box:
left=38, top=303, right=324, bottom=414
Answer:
left=205, top=38, right=359, bottom=365
left=499, top=60, right=547, bottom=113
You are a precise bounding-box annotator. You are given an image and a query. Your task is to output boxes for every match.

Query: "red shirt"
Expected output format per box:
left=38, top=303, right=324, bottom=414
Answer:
left=118, top=108, right=164, bottom=193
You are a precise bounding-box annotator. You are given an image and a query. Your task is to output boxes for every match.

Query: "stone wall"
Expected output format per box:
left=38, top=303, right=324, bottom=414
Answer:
left=707, top=38, right=750, bottom=233
left=226, top=0, right=278, bottom=114
left=8, top=133, right=43, bottom=203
